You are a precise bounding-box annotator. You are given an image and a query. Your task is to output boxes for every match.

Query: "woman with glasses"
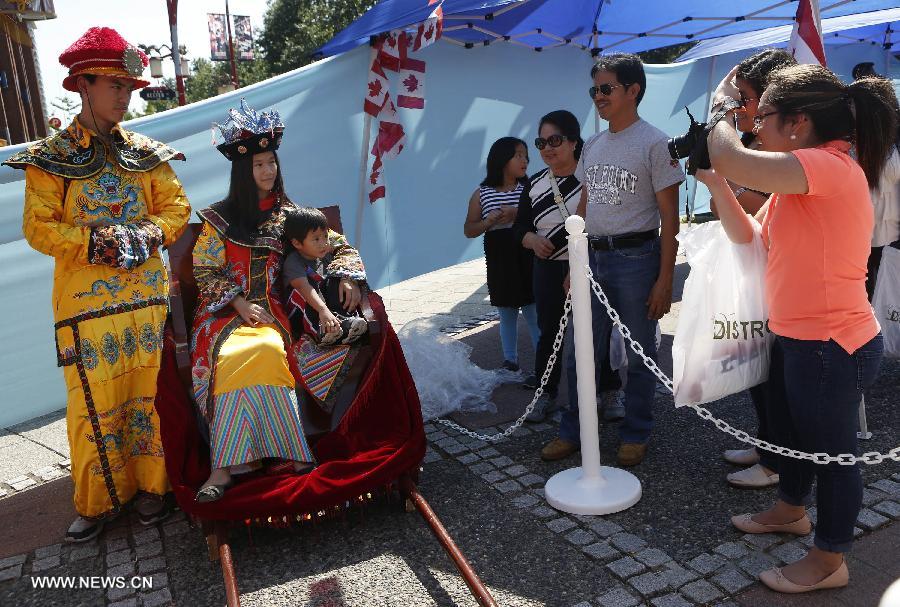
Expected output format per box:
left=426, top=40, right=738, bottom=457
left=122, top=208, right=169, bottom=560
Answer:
left=464, top=137, right=539, bottom=380
left=712, top=50, right=798, bottom=218
left=512, top=111, right=584, bottom=426
left=713, top=49, right=796, bottom=490
left=700, top=63, right=894, bottom=594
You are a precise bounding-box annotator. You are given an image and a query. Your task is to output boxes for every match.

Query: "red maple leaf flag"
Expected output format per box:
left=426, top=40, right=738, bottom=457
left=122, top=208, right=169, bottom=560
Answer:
left=379, top=31, right=403, bottom=72
left=364, top=54, right=389, bottom=117
left=398, top=56, right=426, bottom=109
left=413, top=3, right=443, bottom=51
left=788, top=0, right=826, bottom=66
left=369, top=156, right=386, bottom=202
left=371, top=95, right=407, bottom=158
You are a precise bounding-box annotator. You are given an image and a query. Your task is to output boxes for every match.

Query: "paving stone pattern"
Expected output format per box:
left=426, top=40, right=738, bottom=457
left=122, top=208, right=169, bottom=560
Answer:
left=424, top=418, right=900, bottom=607
left=2, top=257, right=898, bottom=606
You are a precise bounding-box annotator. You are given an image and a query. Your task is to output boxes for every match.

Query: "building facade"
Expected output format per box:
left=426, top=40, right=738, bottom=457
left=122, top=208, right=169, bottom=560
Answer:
left=0, top=1, right=55, bottom=146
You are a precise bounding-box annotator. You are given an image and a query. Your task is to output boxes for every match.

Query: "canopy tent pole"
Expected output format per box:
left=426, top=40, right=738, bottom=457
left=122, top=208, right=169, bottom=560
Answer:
left=687, top=54, right=717, bottom=222
left=355, top=45, right=379, bottom=249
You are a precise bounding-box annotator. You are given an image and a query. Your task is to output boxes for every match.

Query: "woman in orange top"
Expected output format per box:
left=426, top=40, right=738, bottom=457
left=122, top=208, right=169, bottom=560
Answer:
left=699, top=64, right=893, bottom=594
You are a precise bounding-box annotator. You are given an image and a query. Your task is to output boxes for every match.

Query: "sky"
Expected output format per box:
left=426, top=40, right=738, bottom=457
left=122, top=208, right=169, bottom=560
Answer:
left=31, top=0, right=269, bottom=121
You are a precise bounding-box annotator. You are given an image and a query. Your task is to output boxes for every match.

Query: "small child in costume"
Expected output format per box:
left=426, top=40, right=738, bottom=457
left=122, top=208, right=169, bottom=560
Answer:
left=282, top=207, right=368, bottom=345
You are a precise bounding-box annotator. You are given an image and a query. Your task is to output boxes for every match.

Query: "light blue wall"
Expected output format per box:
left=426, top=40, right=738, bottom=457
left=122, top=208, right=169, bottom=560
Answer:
left=0, top=40, right=894, bottom=426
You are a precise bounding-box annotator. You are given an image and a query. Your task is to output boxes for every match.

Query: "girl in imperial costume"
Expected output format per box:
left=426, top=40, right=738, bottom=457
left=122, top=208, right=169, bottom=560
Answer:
left=2, top=27, right=191, bottom=542
left=190, top=101, right=367, bottom=502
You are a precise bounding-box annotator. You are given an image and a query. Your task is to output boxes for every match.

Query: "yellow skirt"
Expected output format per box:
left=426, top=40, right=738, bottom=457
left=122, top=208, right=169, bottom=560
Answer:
left=212, top=325, right=295, bottom=395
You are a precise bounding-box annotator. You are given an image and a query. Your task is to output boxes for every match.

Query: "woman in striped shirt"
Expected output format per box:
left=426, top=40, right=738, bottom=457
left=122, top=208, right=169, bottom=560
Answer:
left=464, top=137, right=539, bottom=378
left=513, top=110, right=584, bottom=423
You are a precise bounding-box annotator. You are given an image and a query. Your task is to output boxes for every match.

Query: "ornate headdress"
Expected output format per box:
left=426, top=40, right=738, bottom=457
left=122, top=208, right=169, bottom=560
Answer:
left=59, top=27, right=150, bottom=92
left=212, top=99, right=285, bottom=161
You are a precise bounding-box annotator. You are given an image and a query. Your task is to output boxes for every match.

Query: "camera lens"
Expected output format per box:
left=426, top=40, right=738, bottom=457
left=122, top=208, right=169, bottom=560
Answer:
left=667, top=133, right=694, bottom=160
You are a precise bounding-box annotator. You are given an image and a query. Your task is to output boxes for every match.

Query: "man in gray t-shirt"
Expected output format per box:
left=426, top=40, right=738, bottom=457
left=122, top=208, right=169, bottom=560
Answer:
left=576, top=119, right=684, bottom=236
left=541, top=53, right=684, bottom=469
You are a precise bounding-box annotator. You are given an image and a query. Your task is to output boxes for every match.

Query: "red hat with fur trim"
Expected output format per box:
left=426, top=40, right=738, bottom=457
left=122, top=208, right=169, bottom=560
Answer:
left=60, top=27, right=150, bottom=92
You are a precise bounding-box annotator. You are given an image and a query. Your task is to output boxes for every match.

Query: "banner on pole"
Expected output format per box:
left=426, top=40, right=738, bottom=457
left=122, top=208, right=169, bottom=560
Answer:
left=208, top=13, right=228, bottom=61
left=233, top=15, right=254, bottom=61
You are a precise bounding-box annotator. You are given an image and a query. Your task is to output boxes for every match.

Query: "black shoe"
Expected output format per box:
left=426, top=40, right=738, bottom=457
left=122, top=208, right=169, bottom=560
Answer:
left=522, top=374, right=537, bottom=390
left=65, top=517, right=105, bottom=543
left=138, top=500, right=175, bottom=526
left=501, top=360, right=520, bottom=372
left=195, top=481, right=233, bottom=504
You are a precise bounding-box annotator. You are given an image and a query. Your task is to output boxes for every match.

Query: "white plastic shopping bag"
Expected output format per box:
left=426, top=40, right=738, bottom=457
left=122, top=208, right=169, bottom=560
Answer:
left=672, top=220, right=773, bottom=406
left=872, top=246, right=900, bottom=358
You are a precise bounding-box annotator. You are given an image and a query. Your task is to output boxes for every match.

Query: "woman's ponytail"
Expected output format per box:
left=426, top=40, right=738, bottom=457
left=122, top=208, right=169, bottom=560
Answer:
left=847, top=77, right=898, bottom=187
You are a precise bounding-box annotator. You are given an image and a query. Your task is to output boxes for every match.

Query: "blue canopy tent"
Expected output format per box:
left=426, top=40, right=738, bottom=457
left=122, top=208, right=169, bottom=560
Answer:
left=678, top=6, right=900, bottom=64
left=318, top=0, right=900, bottom=57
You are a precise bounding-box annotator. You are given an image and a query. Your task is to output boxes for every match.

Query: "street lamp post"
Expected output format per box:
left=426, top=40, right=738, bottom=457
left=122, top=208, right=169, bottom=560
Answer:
left=166, top=0, right=186, bottom=106
left=139, top=43, right=190, bottom=103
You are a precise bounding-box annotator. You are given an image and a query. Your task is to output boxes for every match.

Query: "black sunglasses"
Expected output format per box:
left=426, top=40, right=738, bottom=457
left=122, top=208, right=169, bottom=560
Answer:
left=588, top=83, right=626, bottom=98
left=534, top=134, right=568, bottom=150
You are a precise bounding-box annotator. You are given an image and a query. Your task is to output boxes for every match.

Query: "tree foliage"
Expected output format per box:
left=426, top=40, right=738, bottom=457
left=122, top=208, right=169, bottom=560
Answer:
left=638, top=42, right=697, bottom=65
left=259, top=0, right=374, bottom=74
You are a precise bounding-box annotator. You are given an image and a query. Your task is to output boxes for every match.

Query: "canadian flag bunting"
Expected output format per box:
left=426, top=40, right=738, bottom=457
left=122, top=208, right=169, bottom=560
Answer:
left=367, top=94, right=407, bottom=203
left=788, top=0, right=827, bottom=66
left=364, top=1, right=444, bottom=203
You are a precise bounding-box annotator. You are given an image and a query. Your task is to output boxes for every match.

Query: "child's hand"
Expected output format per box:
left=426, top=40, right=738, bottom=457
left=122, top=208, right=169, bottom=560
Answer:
left=320, top=310, right=342, bottom=334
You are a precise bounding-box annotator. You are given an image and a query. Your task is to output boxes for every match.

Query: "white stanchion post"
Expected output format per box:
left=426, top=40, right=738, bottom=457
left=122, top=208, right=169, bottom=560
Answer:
left=857, top=394, right=872, bottom=440
left=544, top=215, right=642, bottom=516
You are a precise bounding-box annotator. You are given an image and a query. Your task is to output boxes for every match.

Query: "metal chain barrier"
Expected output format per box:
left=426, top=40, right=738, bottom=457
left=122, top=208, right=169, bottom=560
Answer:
left=583, top=265, right=900, bottom=466
left=436, top=294, right=573, bottom=441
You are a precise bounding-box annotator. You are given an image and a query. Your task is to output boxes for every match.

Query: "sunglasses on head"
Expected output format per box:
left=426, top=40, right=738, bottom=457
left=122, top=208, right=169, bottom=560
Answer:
left=589, top=83, right=626, bottom=98
left=534, top=134, right=568, bottom=150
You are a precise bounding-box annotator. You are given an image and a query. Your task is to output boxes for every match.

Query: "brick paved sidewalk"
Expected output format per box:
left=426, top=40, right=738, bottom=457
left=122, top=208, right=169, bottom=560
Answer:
left=0, top=255, right=897, bottom=607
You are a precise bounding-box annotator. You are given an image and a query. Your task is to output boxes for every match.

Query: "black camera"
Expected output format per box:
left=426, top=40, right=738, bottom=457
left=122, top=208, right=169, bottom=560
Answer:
left=667, top=107, right=711, bottom=176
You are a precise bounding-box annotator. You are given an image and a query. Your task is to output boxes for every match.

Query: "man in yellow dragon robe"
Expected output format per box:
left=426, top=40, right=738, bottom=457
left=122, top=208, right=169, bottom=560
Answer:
left=2, top=27, right=190, bottom=541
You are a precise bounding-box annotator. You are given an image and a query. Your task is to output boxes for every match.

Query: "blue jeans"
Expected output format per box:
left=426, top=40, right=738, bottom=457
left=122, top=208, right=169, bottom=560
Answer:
left=497, top=304, right=540, bottom=364
left=769, top=333, right=883, bottom=553
left=559, top=238, right=661, bottom=445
